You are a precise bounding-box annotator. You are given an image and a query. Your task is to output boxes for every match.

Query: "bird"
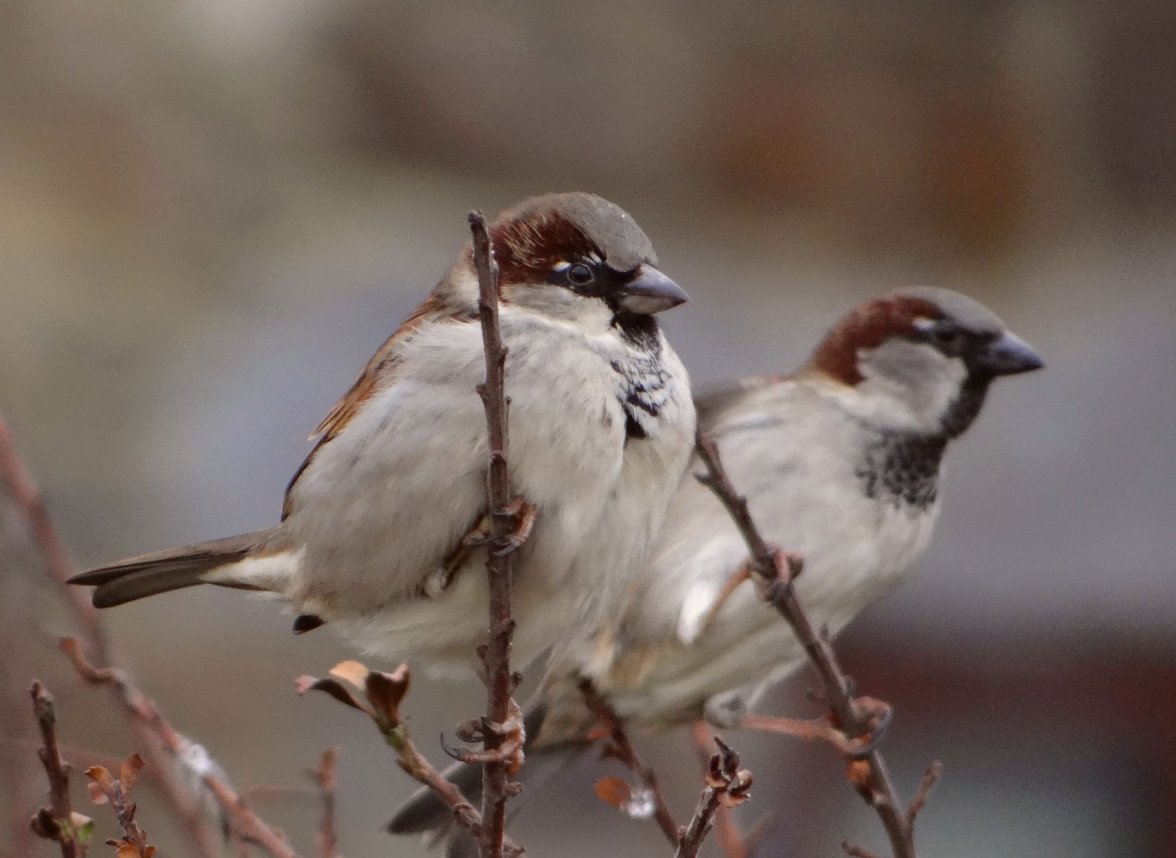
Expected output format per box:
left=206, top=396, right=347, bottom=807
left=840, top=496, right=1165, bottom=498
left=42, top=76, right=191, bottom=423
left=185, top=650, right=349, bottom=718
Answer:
left=389, top=286, right=1043, bottom=849
left=70, top=192, right=696, bottom=677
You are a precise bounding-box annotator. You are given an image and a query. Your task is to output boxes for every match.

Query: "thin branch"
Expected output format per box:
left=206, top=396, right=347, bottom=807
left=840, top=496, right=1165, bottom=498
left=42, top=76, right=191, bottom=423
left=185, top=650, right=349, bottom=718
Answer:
left=674, top=737, right=752, bottom=858
left=906, top=761, right=943, bottom=824
left=85, top=755, right=153, bottom=856
left=579, top=679, right=680, bottom=846
left=0, top=410, right=223, bottom=857
left=29, top=680, right=84, bottom=857
left=694, top=429, right=939, bottom=858
left=298, top=662, right=524, bottom=858
left=0, top=413, right=110, bottom=663
left=63, top=638, right=298, bottom=858
left=690, top=722, right=776, bottom=858
left=307, top=748, right=339, bottom=858
left=469, top=209, right=526, bottom=858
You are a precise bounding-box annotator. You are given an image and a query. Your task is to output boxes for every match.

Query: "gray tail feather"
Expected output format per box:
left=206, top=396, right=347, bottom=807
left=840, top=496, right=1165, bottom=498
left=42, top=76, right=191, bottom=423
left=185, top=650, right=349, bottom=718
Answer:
left=68, top=530, right=271, bottom=608
left=387, top=702, right=591, bottom=853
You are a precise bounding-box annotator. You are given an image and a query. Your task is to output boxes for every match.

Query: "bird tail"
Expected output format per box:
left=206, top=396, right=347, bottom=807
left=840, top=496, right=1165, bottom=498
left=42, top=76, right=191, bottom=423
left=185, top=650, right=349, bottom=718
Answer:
left=68, top=530, right=277, bottom=608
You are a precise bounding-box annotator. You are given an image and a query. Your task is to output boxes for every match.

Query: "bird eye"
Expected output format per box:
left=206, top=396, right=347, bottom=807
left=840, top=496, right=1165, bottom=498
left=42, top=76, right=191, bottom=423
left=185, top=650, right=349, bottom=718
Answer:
left=931, top=324, right=963, bottom=349
left=566, top=262, right=595, bottom=287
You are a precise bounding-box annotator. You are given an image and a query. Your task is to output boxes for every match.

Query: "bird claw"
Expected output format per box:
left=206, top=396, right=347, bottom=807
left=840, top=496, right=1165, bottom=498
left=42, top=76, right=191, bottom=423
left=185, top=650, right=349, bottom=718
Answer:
left=492, top=498, right=537, bottom=556
left=738, top=695, right=893, bottom=759
left=457, top=497, right=537, bottom=555
left=432, top=499, right=537, bottom=593
left=444, top=708, right=527, bottom=774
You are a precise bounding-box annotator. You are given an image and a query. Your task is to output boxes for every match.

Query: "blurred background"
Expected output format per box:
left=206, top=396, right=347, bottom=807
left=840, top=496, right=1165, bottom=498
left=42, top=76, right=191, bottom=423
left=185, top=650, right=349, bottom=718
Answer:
left=2, top=1, right=1174, bottom=855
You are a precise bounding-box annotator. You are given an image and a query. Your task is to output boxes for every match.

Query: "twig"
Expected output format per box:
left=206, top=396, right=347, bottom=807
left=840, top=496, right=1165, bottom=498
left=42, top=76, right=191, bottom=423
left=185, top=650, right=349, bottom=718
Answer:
left=469, top=209, right=526, bottom=858
left=63, top=638, right=298, bottom=858
left=0, top=410, right=223, bottom=857
left=694, top=429, right=940, bottom=858
left=85, top=754, right=153, bottom=855
left=307, top=748, right=339, bottom=858
left=737, top=711, right=888, bottom=756
left=907, top=761, right=944, bottom=824
left=29, top=680, right=84, bottom=857
left=674, top=737, right=753, bottom=858
left=579, top=679, right=680, bottom=846
left=298, top=661, right=524, bottom=858
left=690, top=723, right=776, bottom=858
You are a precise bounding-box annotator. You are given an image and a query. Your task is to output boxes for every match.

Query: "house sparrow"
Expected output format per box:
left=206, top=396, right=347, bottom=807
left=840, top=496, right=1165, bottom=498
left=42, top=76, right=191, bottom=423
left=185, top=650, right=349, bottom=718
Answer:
left=389, top=286, right=1042, bottom=848
left=70, top=192, right=696, bottom=676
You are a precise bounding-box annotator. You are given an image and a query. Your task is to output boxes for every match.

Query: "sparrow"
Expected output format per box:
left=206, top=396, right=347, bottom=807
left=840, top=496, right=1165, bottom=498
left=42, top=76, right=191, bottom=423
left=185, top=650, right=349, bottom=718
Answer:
left=389, top=286, right=1043, bottom=849
left=70, top=192, right=696, bottom=676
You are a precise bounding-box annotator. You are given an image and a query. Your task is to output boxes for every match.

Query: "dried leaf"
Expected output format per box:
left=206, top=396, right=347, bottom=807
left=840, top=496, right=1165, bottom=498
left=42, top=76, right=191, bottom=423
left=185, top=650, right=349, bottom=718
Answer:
left=328, top=660, right=370, bottom=689
left=295, top=675, right=372, bottom=715
left=119, top=753, right=146, bottom=794
left=86, top=765, right=115, bottom=793
left=364, top=663, right=410, bottom=728
left=86, top=766, right=114, bottom=805
left=594, top=776, right=632, bottom=810
left=115, top=841, right=139, bottom=858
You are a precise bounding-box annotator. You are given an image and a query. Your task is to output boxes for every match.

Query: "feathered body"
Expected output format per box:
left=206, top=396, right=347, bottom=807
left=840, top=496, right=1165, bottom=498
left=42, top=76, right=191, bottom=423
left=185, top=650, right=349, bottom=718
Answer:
left=73, top=193, right=695, bottom=675
left=389, top=287, right=1043, bottom=850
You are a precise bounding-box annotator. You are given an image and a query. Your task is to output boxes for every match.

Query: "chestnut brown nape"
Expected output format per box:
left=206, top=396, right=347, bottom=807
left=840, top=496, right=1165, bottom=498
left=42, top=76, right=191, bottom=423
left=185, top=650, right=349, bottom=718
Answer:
left=809, top=294, right=943, bottom=385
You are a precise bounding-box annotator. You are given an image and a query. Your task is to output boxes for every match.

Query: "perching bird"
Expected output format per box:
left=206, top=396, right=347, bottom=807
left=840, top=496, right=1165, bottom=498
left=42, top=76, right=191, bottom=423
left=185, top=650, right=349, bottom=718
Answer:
left=71, top=192, right=696, bottom=676
left=389, top=286, right=1043, bottom=850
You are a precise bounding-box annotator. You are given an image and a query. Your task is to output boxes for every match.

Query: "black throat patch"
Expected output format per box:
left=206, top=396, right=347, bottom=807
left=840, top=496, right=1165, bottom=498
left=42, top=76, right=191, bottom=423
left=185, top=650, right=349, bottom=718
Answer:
left=855, top=432, right=947, bottom=510
left=609, top=318, right=670, bottom=441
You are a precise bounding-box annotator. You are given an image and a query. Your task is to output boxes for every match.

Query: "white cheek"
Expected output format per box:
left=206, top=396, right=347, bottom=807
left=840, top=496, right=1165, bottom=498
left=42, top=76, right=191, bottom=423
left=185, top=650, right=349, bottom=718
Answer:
left=851, top=341, right=968, bottom=433
left=506, top=284, right=613, bottom=331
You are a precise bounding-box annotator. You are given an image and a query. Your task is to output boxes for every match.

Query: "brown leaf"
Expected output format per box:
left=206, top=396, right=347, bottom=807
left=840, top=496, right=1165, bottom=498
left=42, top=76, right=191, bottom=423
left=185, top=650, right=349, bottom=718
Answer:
left=119, top=753, right=146, bottom=794
left=364, top=663, right=410, bottom=729
left=115, top=842, right=139, bottom=858
left=86, top=766, right=114, bottom=805
left=295, top=675, right=372, bottom=715
left=594, top=776, right=632, bottom=810
left=328, top=660, right=370, bottom=689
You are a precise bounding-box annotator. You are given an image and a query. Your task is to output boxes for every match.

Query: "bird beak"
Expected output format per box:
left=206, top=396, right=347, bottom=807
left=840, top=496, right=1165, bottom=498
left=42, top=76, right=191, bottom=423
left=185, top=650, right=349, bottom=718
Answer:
left=617, top=266, right=689, bottom=315
left=977, top=331, right=1044, bottom=376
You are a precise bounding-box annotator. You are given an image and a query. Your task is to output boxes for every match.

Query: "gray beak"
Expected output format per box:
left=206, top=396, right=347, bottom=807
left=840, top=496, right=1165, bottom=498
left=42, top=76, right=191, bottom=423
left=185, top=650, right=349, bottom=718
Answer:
left=617, top=266, right=689, bottom=315
left=977, top=331, right=1044, bottom=376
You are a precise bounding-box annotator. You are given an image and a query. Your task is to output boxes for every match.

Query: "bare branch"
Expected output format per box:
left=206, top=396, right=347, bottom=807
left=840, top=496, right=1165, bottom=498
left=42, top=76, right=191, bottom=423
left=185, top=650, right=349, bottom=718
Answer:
left=298, top=661, right=524, bottom=858
left=674, top=736, right=752, bottom=858
left=694, top=429, right=940, bottom=858
left=906, top=762, right=943, bottom=825
left=579, top=678, right=680, bottom=846
left=29, top=680, right=86, bottom=857
left=63, top=638, right=297, bottom=858
left=690, top=722, right=776, bottom=858
left=307, top=748, right=339, bottom=858
left=0, top=410, right=225, bottom=856
left=85, top=755, right=154, bottom=856
left=469, top=209, right=527, bottom=858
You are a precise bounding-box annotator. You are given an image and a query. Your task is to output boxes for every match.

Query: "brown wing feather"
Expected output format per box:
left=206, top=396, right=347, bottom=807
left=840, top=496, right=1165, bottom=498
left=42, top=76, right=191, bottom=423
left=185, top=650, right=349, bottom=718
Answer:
left=281, top=290, right=462, bottom=520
